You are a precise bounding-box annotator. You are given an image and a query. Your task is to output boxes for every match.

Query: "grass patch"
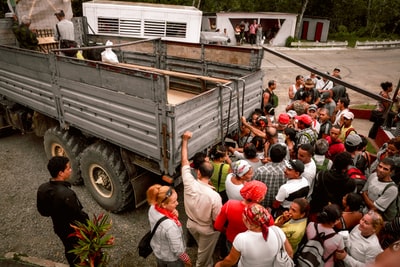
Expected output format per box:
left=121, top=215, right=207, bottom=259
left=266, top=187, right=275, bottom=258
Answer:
left=366, top=141, right=377, bottom=155
left=327, top=32, right=400, bottom=47
left=350, top=104, right=375, bottom=110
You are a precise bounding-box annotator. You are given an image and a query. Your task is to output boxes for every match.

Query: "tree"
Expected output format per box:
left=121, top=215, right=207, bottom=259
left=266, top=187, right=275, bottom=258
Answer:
left=295, top=0, right=309, bottom=39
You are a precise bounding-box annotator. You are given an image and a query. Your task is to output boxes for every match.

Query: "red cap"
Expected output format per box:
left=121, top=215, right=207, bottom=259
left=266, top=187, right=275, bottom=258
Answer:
left=295, top=114, right=312, bottom=125
left=278, top=113, right=290, bottom=125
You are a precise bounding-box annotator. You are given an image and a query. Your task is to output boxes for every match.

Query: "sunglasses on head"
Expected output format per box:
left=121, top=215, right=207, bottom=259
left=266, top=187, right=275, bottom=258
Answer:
left=161, top=187, right=173, bottom=203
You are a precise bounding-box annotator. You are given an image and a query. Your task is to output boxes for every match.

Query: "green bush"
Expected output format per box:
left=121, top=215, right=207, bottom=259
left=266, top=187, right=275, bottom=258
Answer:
left=285, top=36, right=298, bottom=47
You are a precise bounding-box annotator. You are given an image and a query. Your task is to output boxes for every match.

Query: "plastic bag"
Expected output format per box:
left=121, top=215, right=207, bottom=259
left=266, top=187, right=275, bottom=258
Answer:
left=101, top=40, right=119, bottom=64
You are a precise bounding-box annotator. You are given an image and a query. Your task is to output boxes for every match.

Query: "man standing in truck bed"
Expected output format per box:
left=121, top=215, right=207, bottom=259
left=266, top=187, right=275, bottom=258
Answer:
left=181, top=131, right=222, bottom=267
left=54, top=10, right=74, bottom=41
left=11, top=14, right=38, bottom=50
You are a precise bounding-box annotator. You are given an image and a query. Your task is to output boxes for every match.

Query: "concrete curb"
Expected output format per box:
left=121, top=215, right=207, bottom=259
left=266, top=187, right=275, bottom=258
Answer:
left=4, top=252, right=68, bottom=267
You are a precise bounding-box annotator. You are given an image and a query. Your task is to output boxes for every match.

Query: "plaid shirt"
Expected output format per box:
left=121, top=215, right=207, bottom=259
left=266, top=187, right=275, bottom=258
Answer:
left=253, top=161, right=286, bottom=209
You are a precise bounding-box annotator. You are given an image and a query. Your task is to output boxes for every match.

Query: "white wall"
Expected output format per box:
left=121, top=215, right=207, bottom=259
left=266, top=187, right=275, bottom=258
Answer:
left=207, top=12, right=297, bottom=47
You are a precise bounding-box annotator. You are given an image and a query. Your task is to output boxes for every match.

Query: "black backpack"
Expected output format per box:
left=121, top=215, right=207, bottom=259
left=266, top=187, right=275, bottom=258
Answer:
left=296, top=223, right=337, bottom=267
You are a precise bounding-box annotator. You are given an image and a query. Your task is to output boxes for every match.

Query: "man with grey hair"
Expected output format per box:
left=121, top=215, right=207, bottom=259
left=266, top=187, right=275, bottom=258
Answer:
left=313, top=139, right=333, bottom=172
left=12, top=14, right=38, bottom=50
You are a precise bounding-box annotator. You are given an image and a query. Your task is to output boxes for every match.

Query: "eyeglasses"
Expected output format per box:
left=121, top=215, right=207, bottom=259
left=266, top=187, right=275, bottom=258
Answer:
left=161, top=187, right=173, bottom=203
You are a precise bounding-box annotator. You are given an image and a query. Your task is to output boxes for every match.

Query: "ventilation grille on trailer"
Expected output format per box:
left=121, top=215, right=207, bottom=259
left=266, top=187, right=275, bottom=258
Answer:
left=97, top=17, right=187, bottom=38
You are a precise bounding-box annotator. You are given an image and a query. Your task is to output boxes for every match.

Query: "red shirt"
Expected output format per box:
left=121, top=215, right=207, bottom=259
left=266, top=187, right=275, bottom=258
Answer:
left=214, top=200, right=247, bottom=242
left=325, top=136, right=345, bottom=160
left=214, top=200, right=274, bottom=242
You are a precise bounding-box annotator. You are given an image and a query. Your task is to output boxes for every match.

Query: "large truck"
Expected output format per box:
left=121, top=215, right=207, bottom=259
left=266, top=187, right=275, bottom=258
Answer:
left=0, top=13, right=264, bottom=213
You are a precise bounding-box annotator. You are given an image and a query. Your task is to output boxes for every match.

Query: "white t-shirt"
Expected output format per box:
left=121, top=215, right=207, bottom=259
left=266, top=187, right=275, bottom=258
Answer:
left=362, top=172, right=398, bottom=213
left=225, top=173, right=244, bottom=200
left=333, top=108, right=349, bottom=127
left=317, top=79, right=333, bottom=90
left=233, top=226, right=285, bottom=267
left=276, top=177, right=310, bottom=208
left=54, top=19, right=74, bottom=41
left=344, top=225, right=383, bottom=266
left=303, top=160, right=317, bottom=199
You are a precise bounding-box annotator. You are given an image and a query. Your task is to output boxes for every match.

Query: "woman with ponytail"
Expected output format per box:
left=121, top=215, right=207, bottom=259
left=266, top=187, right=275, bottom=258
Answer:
left=215, top=203, right=292, bottom=267
left=146, top=184, right=192, bottom=267
left=305, top=204, right=345, bottom=267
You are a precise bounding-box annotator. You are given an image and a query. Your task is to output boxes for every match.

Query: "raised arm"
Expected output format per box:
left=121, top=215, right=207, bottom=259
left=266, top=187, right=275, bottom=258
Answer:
left=241, top=116, right=267, bottom=139
left=181, top=131, right=192, bottom=166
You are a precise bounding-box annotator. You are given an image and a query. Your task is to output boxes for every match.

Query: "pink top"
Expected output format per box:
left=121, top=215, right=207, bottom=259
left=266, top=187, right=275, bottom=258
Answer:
left=306, top=222, right=345, bottom=267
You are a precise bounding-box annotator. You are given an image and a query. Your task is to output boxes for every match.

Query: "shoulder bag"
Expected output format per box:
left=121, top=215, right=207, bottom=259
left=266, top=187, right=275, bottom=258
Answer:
left=138, top=216, right=168, bottom=258
left=271, top=226, right=294, bottom=267
left=56, top=24, right=78, bottom=57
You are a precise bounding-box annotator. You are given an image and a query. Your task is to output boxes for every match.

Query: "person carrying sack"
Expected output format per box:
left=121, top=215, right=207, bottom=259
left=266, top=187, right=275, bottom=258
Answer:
left=54, top=9, right=77, bottom=57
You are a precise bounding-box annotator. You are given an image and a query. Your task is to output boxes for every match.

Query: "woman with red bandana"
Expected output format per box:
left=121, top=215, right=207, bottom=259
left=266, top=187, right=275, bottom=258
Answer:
left=146, top=185, right=192, bottom=267
left=215, top=203, right=293, bottom=267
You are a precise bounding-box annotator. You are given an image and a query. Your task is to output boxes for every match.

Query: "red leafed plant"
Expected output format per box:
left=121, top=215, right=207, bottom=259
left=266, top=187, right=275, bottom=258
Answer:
left=69, top=213, right=114, bottom=267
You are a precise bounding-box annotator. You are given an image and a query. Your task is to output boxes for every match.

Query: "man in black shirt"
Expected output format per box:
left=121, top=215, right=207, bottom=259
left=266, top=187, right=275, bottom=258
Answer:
left=37, top=156, right=89, bottom=267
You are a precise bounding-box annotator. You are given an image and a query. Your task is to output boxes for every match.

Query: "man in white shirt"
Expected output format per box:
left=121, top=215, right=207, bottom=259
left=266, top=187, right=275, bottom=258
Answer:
left=297, top=143, right=317, bottom=200
left=272, top=159, right=309, bottom=216
left=54, top=10, right=74, bottom=42
left=181, top=131, right=222, bottom=267
left=333, top=97, right=350, bottom=127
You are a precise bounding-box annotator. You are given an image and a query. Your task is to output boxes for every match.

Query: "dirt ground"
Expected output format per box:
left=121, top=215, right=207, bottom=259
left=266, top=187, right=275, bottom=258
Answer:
left=0, top=47, right=399, bottom=266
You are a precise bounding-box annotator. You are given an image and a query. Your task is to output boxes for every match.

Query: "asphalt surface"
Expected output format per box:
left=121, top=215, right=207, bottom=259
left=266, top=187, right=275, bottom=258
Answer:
left=0, top=47, right=399, bottom=266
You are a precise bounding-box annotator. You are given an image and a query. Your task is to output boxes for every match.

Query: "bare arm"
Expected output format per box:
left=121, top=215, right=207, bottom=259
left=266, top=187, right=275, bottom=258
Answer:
left=241, top=116, right=267, bottom=139
left=288, top=85, right=295, bottom=99
left=284, top=238, right=294, bottom=258
left=263, top=91, right=270, bottom=107
left=181, top=131, right=192, bottom=166
left=361, top=191, right=377, bottom=211
left=215, top=246, right=241, bottom=267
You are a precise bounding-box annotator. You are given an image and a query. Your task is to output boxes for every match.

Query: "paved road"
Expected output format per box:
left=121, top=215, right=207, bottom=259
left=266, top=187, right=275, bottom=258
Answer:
left=0, top=48, right=399, bottom=266
left=261, top=47, right=400, bottom=114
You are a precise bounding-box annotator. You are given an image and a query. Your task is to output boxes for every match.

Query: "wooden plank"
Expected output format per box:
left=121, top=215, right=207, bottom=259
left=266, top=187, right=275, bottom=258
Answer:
left=167, top=89, right=196, bottom=104
left=118, top=62, right=230, bottom=84
left=38, top=37, right=57, bottom=45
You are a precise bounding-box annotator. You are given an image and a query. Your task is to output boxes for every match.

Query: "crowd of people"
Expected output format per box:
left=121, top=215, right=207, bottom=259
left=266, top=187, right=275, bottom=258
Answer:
left=234, top=19, right=279, bottom=46
left=143, top=69, right=400, bottom=267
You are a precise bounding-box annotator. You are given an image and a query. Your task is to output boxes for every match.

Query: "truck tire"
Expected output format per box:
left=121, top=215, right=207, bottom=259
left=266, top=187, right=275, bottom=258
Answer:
left=43, top=126, right=85, bottom=185
left=80, top=142, right=134, bottom=213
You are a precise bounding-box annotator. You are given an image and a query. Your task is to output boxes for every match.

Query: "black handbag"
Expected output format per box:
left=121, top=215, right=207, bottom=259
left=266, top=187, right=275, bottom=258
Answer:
left=56, top=25, right=78, bottom=57
left=138, top=216, right=168, bottom=258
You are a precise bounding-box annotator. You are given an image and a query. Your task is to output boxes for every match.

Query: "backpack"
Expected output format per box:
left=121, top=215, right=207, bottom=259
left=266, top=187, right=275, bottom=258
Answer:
left=381, top=183, right=400, bottom=221
left=354, top=151, right=371, bottom=176
left=344, top=127, right=357, bottom=139
left=296, top=223, right=337, bottom=267
left=314, top=157, right=330, bottom=173
left=261, top=90, right=279, bottom=109
left=347, top=166, right=367, bottom=193
left=300, top=131, right=317, bottom=147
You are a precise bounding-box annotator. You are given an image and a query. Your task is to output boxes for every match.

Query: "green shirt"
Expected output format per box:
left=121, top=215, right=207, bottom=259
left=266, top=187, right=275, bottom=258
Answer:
left=12, top=22, right=38, bottom=50
left=210, top=162, right=230, bottom=192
